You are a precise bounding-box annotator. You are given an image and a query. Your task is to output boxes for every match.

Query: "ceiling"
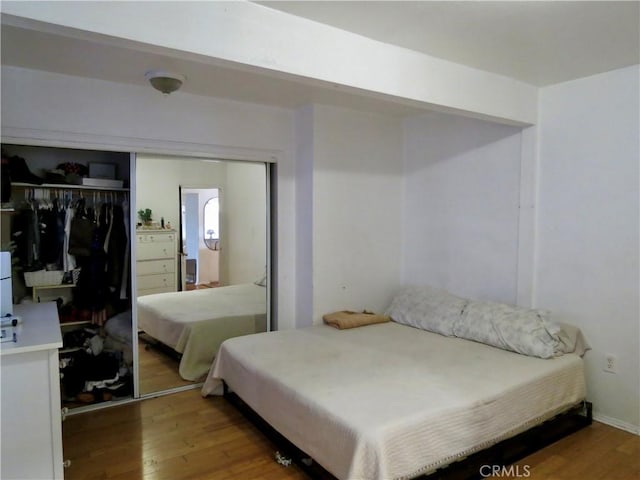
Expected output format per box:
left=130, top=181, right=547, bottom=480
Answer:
left=1, top=2, right=638, bottom=117
left=0, top=20, right=428, bottom=117
left=259, top=1, right=640, bottom=87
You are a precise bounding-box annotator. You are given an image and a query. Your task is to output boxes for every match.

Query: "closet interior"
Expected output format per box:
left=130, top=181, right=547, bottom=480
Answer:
left=1, top=144, right=134, bottom=410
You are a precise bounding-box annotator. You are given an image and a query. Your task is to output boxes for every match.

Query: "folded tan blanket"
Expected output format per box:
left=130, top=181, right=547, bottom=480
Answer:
left=323, top=310, right=390, bottom=330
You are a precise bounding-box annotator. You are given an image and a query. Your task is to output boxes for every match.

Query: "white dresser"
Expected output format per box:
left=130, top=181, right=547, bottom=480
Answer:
left=136, top=229, right=178, bottom=296
left=1, top=302, right=64, bottom=480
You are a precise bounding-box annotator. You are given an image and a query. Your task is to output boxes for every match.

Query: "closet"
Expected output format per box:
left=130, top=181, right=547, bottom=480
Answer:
left=1, top=144, right=135, bottom=411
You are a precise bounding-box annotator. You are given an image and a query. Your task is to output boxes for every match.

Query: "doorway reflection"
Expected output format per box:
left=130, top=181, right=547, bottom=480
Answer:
left=182, top=188, right=220, bottom=291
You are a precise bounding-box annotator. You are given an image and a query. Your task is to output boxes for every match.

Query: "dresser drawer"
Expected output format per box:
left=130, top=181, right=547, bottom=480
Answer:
left=137, top=273, right=175, bottom=291
left=137, top=286, right=175, bottom=297
left=137, top=259, right=175, bottom=276
left=136, top=232, right=176, bottom=244
left=137, top=242, right=175, bottom=261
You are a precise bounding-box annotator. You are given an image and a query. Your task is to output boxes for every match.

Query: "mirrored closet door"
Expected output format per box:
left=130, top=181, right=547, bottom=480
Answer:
left=134, top=154, right=269, bottom=396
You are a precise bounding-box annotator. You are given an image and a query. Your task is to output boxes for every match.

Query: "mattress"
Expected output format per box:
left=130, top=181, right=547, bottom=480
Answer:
left=137, top=283, right=267, bottom=381
left=202, top=322, right=586, bottom=480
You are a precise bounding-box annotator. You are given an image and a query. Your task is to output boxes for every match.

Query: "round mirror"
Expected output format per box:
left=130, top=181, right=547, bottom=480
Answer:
left=203, top=197, right=219, bottom=250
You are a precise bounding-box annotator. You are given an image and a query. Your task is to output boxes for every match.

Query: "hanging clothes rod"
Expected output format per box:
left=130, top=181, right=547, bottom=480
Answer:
left=11, top=182, right=129, bottom=192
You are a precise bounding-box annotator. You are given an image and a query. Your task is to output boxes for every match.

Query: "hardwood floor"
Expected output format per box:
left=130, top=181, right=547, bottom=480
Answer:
left=63, top=390, right=639, bottom=480
left=137, top=336, right=199, bottom=395
left=508, top=419, right=639, bottom=480
left=185, top=282, right=220, bottom=291
left=63, top=389, right=307, bottom=480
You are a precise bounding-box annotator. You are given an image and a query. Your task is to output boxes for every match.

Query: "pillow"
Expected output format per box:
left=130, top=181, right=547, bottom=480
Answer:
left=556, top=322, right=591, bottom=357
left=453, top=300, right=561, bottom=359
left=385, top=286, right=468, bottom=336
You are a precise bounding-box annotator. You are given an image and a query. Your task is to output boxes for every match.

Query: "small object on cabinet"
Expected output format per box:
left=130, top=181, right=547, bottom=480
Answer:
left=137, top=208, right=153, bottom=226
left=81, top=178, right=124, bottom=188
left=24, top=270, right=64, bottom=287
left=88, top=162, right=116, bottom=180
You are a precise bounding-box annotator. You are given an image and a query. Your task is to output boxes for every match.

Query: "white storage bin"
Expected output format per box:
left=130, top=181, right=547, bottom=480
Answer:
left=24, top=270, right=64, bottom=287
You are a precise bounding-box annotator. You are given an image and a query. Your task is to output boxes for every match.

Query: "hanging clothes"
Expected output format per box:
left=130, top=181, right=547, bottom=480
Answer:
left=71, top=195, right=129, bottom=325
left=38, top=202, right=62, bottom=268
left=119, top=199, right=130, bottom=300
left=106, top=204, right=127, bottom=295
left=74, top=202, right=109, bottom=325
left=68, top=198, right=95, bottom=258
left=11, top=187, right=130, bottom=326
left=63, top=204, right=77, bottom=272
left=55, top=199, right=66, bottom=270
left=11, top=206, right=39, bottom=271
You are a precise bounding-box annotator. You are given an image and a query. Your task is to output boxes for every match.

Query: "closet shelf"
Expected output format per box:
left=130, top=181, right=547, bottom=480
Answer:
left=32, top=284, right=77, bottom=291
left=59, top=346, right=84, bottom=354
left=11, top=182, right=129, bottom=192
left=59, top=320, right=91, bottom=328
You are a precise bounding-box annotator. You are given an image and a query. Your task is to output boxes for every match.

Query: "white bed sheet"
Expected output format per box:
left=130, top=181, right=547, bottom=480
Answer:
left=137, top=284, right=267, bottom=380
left=202, top=322, right=586, bottom=480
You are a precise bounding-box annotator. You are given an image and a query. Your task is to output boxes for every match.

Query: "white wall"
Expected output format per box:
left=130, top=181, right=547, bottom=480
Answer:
left=1, top=67, right=291, bottom=157
left=402, top=67, right=640, bottom=432
left=309, top=105, right=404, bottom=323
left=294, top=105, right=315, bottom=326
left=536, top=66, right=640, bottom=431
left=223, top=162, right=267, bottom=286
left=1, top=66, right=298, bottom=329
left=402, top=112, right=523, bottom=303
left=136, top=155, right=226, bottom=231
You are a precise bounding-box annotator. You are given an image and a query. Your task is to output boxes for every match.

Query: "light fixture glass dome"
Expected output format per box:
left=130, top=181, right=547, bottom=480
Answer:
left=144, top=70, right=186, bottom=95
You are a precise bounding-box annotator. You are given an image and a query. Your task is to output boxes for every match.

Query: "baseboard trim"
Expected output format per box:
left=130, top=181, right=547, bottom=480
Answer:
left=593, top=413, right=640, bottom=435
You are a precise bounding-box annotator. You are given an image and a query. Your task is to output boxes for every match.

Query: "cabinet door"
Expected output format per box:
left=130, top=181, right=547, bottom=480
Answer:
left=1, top=349, right=64, bottom=479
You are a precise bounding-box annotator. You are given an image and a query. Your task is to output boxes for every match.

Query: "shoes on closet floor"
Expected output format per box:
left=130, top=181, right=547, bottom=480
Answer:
left=76, top=392, right=95, bottom=403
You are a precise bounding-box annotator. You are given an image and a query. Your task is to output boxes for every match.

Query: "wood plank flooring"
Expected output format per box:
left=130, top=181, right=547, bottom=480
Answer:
left=186, top=282, right=220, bottom=291
left=63, top=389, right=306, bottom=480
left=62, top=390, right=639, bottom=480
left=137, top=337, right=198, bottom=395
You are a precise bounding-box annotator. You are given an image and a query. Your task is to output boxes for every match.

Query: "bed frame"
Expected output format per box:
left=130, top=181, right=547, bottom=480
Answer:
left=223, top=382, right=592, bottom=480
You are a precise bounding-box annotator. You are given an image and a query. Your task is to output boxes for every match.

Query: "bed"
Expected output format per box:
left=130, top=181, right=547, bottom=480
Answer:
left=202, top=286, right=590, bottom=480
left=137, top=283, right=267, bottom=381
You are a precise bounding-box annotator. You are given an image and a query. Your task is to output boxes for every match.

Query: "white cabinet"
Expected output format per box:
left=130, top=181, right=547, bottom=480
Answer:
left=136, top=230, right=178, bottom=296
left=1, top=302, right=64, bottom=480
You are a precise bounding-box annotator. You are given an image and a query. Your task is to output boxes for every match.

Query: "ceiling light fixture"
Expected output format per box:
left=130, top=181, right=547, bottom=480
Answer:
left=144, top=70, right=185, bottom=95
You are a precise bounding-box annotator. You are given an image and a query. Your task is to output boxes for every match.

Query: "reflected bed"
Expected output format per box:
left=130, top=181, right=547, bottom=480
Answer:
left=137, top=283, right=267, bottom=381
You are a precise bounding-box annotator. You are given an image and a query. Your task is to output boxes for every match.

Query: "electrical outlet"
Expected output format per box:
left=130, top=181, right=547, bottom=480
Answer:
left=604, top=354, right=617, bottom=374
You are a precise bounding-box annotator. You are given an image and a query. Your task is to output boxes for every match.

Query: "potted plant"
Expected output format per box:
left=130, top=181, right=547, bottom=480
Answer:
left=137, top=208, right=153, bottom=226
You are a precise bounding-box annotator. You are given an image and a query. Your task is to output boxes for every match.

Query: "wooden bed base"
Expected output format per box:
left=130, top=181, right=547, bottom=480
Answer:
left=222, top=382, right=593, bottom=480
